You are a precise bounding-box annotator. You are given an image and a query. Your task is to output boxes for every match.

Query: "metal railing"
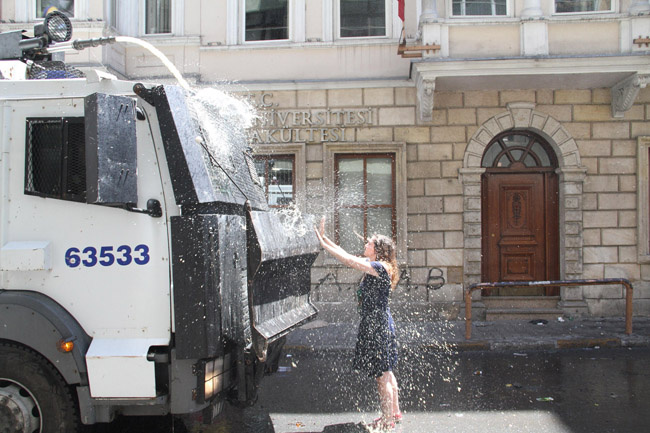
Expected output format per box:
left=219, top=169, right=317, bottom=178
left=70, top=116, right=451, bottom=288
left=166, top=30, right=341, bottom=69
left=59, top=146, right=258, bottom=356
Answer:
left=464, top=278, right=634, bottom=340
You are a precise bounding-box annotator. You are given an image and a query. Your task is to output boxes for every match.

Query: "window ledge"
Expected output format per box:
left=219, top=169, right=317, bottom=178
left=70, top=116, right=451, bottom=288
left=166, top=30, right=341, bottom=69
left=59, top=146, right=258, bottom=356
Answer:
left=137, top=35, right=201, bottom=46
left=201, top=38, right=401, bottom=51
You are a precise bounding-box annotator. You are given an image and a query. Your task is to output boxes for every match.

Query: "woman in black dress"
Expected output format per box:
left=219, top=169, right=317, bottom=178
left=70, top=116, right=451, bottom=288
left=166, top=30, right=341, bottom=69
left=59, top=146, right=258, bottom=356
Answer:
left=315, top=219, right=401, bottom=431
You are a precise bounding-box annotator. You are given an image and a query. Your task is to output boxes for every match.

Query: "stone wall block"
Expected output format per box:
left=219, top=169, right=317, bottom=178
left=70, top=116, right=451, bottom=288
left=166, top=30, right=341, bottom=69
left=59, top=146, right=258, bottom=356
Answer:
left=599, top=158, right=636, bottom=174
left=443, top=196, right=464, bottom=213
left=565, top=196, right=580, bottom=209
left=565, top=222, right=581, bottom=236
left=598, top=193, right=636, bottom=210
left=558, top=137, right=577, bottom=154
left=542, top=116, right=561, bottom=137
left=555, top=89, right=591, bottom=104
left=583, top=228, right=601, bottom=245
left=501, top=90, right=536, bottom=104
left=407, top=214, right=427, bottom=231
left=408, top=179, right=425, bottom=196
left=356, top=127, right=393, bottom=142
left=465, top=90, right=499, bottom=107
left=395, top=126, right=430, bottom=143
left=618, top=211, right=637, bottom=228
left=425, top=178, right=463, bottom=196
left=465, top=223, right=481, bottom=237
left=465, top=196, right=481, bottom=211
left=583, top=210, right=618, bottom=228
left=428, top=214, right=463, bottom=231
left=574, top=105, right=613, bottom=122
left=584, top=285, right=624, bottom=300
left=444, top=231, right=464, bottom=248
left=364, top=88, right=394, bottom=106
left=584, top=246, right=618, bottom=264
left=619, top=246, right=637, bottom=263
left=577, top=140, right=611, bottom=157
left=395, top=87, right=416, bottom=105
left=328, top=88, right=363, bottom=106
left=408, top=232, right=444, bottom=249
left=593, top=122, right=630, bottom=139
left=407, top=250, right=427, bottom=267
left=583, top=264, right=605, bottom=279
left=463, top=211, right=481, bottom=223
left=407, top=162, right=442, bottom=179
left=427, top=249, right=463, bottom=266
left=297, top=90, right=327, bottom=107
left=378, top=107, right=415, bottom=125
left=511, top=107, right=533, bottom=128
left=495, top=112, right=514, bottom=130
left=565, top=210, right=582, bottom=222
left=442, top=160, right=463, bottom=178
left=448, top=108, right=477, bottom=125
left=419, top=143, right=454, bottom=160
left=531, top=113, right=548, bottom=130
left=432, top=126, right=466, bottom=143
left=601, top=228, right=637, bottom=245
left=604, top=264, right=641, bottom=280
left=407, top=196, right=443, bottom=213
left=584, top=175, right=618, bottom=192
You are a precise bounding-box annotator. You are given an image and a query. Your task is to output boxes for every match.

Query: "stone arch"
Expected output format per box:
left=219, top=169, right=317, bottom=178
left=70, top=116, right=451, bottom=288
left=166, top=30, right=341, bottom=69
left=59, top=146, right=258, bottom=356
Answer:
left=459, top=102, right=589, bottom=316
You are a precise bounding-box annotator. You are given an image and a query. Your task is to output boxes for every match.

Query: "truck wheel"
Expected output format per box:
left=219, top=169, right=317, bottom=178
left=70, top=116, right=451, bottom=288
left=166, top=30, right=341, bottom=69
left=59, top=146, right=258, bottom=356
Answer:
left=0, top=343, right=78, bottom=433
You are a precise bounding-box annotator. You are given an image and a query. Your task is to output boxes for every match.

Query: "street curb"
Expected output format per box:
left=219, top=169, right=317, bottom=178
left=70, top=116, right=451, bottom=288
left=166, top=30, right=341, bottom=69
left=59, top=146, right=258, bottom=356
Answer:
left=284, top=337, right=649, bottom=354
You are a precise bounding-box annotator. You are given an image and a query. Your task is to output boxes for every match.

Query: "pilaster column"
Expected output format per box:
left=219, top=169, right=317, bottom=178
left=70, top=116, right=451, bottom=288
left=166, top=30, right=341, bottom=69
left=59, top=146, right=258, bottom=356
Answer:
left=630, top=0, right=650, bottom=15
left=421, top=0, right=439, bottom=22
left=521, top=0, right=543, bottom=19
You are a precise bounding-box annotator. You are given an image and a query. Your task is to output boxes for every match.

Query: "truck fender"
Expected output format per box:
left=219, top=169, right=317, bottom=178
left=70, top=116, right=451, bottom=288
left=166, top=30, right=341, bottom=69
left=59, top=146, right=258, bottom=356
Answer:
left=0, top=290, right=91, bottom=384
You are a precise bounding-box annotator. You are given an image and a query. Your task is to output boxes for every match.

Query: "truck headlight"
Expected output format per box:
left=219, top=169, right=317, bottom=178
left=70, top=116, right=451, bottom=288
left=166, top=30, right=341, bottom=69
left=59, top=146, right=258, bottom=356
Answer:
left=196, top=354, right=230, bottom=402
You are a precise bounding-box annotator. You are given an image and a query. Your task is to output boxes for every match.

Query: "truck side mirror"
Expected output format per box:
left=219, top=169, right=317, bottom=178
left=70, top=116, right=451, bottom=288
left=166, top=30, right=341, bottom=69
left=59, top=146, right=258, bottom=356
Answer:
left=84, top=93, right=138, bottom=206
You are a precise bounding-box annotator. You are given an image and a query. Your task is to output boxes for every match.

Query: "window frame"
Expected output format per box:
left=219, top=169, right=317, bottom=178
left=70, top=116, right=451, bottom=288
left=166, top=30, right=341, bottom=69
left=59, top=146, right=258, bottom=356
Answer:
left=24, top=117, right=87, bottom=203
left=334, top=0, right=398, bottom=41
left=638, top=136, right=650, bottom=263
left=237, top=0, right=306, bottom=44
left=140, top=0, right=177, bottom=36
left=253, top=143, right=306, bottom=210
left=323, top=141, right=407, bottom=262
left=448, top=0, right=511, bottom=18
left=553, top=0, right=615, bottom=15
left=31, top=0, right=87, bottom=20
left=254, top=153, right=296, bottom=208
left=334, top=153, right=396, bottom=251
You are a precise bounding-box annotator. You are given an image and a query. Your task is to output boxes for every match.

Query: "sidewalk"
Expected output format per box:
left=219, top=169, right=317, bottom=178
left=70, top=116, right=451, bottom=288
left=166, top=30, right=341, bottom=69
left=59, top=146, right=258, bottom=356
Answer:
left=285, top=317, right=650, bottom=352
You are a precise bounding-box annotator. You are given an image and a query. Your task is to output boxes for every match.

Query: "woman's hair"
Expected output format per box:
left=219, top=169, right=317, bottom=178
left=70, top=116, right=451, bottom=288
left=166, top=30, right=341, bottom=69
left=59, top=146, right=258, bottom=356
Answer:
left=371, top=235, right=399, bottom=290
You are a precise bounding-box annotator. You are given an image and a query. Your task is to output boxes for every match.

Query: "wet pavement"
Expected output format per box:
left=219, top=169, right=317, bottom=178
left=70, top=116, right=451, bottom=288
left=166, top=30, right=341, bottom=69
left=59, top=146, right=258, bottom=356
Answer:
left=88, top=317, right=650, bottom=432
left=100, top=346, right=650, bottom=433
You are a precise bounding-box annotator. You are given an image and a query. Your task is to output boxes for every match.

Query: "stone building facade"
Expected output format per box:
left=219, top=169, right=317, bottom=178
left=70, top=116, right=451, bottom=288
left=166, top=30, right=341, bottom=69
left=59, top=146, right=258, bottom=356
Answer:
left=237, top=85, right=650, bottom=321
left=3, top=0, right=650, bottom=321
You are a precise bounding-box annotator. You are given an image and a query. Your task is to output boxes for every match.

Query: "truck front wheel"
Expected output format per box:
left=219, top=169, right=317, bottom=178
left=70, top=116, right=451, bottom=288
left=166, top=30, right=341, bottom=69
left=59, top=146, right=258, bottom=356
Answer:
left=0, top=343, right=78, bottom=433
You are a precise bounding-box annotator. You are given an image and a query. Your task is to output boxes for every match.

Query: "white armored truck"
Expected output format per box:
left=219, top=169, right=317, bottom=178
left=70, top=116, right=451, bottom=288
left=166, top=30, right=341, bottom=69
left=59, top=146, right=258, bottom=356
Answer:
left=0, top=12, right=319, bottom=433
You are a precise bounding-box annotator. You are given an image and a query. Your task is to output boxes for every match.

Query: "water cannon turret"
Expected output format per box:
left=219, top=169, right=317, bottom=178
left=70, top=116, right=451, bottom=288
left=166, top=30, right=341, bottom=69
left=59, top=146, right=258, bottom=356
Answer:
left=16, top=11, right=72, bottom=59
left=0, top=10, right=116, bottom=63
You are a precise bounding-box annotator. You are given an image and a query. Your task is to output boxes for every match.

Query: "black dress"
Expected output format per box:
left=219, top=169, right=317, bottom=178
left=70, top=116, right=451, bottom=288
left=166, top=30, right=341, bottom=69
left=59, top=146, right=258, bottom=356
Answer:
left=353, top=261, right=398, bottom=378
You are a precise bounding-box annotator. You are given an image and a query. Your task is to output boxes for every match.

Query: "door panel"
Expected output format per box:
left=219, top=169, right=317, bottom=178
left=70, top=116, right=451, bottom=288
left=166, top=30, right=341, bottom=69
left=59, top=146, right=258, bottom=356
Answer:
left=482, top=172, right=559, bottom=296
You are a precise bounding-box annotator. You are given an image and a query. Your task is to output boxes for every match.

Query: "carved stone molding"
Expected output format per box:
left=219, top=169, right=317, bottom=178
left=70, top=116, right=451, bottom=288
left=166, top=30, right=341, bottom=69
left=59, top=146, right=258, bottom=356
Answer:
left=416, top=73, right=436, bottom=122
left=611, top=73, right=650, bottom=118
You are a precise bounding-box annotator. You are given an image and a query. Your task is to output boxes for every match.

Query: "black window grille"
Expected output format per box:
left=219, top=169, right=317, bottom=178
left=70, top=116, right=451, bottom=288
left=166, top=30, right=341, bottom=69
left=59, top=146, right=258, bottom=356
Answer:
left=25, top=117, right=86, bottom=202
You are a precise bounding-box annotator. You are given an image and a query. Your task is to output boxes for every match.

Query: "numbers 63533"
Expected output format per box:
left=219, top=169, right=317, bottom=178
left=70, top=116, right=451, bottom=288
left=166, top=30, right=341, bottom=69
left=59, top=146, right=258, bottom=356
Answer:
left=65, top=244, right=150, bottom=268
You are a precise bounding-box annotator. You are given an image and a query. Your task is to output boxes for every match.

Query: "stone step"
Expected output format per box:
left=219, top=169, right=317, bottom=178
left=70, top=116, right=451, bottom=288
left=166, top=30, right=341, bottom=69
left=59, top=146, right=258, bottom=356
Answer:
left=482, top=296, right=560, bottom=309
left=486, top=308, right=564, bottom=321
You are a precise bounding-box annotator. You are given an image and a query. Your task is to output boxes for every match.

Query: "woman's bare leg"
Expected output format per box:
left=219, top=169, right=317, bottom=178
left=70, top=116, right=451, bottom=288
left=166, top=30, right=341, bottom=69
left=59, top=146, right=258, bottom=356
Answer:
left=387, top=371, right=401, bottom=416
left=376, top=372, right=394, bottom=421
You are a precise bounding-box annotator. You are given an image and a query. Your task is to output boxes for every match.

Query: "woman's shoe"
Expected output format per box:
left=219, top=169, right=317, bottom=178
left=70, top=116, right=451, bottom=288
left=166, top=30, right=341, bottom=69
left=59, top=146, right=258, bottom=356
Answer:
left=393, top=412, right=402, bottom=423
left=368, top=417, right=395, bottom=431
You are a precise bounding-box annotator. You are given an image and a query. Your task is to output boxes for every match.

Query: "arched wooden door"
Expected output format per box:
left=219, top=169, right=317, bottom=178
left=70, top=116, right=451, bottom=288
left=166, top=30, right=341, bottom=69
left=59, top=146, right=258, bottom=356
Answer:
left=481, top=131, right=559, bottom=296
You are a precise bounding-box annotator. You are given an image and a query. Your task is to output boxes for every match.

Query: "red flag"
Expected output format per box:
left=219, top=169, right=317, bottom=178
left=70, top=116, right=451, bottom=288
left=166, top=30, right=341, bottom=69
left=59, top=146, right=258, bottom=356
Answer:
left=397, top=0, right=405, bottom=22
